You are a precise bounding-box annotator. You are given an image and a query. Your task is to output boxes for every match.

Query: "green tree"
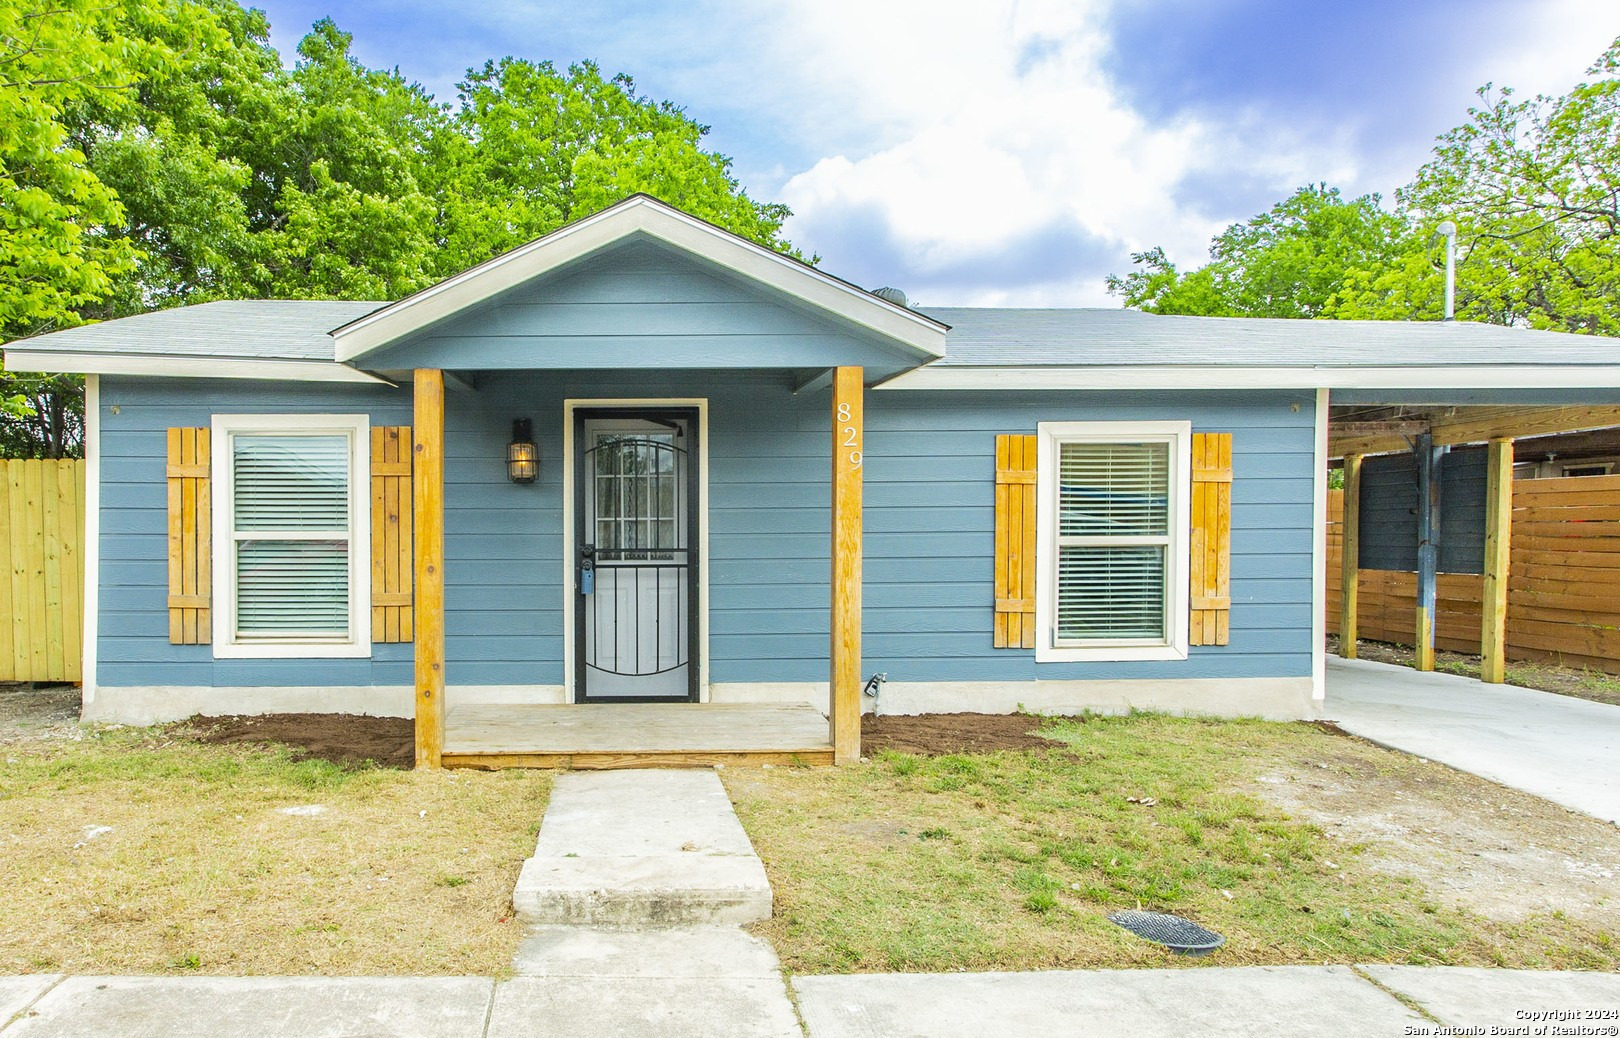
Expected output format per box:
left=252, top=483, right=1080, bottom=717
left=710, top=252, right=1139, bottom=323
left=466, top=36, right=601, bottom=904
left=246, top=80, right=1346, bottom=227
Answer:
left=1335, top=37, right=1620, bottom=334
left=437, top=59, right=794, bottom=274
left=1106, top=184, right=1415, bottom=318
left=1, top=0, right=147, bottom=456
left=2, top=2, right=801, bottom=456
left=0, top=0, right=140, bottom=338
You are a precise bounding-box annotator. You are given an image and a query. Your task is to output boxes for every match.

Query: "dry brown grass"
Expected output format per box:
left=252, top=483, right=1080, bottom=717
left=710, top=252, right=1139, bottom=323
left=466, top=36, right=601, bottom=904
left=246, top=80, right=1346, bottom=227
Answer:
left=0, top=728, right=551, bottom=976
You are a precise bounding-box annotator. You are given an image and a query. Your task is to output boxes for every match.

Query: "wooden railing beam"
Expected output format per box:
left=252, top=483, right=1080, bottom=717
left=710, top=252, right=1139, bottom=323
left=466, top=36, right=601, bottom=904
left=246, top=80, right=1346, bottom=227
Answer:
left=830, top=366, right=863, bottom=764
left=1339, top=454, right=1362, bottom=658
left=1480, top=437, right=1514, bottom=683
left=413, top=369, right=446, bottom=769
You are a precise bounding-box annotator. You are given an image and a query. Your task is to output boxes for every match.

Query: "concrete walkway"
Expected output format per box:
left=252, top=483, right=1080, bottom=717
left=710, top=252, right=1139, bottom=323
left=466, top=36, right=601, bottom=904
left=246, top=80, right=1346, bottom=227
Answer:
left=512, top=770, right=772, bottom=926
left=1326, top=656, right=1620, bottom=824
left=6, top=967, right=1619, bottom=1036
left=502, top=769, right=798, bottom=1037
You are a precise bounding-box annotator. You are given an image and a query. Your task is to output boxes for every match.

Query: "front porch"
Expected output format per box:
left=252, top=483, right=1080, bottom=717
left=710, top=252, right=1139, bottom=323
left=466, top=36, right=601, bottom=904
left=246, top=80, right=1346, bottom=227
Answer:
left=441, top=702, right=835, bottom=769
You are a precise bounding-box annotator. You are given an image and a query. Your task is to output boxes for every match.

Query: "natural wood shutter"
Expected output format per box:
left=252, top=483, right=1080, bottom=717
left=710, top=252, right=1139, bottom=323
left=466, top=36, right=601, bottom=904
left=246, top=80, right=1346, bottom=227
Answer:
left=370, top=426, right=414, bottom=642
left=167, top=428, right=211, bottom=644
left=1189, top=432, right=1233, bottom=646
left=993, top=434, right=1037, bottom=648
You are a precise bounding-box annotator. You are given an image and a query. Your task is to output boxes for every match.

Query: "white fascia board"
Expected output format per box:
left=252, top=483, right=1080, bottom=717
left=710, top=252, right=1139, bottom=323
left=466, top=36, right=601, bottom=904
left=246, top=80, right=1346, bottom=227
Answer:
left=877, top=365, right=1620, bottom=391
left=329, top=196, right=947, bottom=363
left=3, top=350, right=391, bottom=385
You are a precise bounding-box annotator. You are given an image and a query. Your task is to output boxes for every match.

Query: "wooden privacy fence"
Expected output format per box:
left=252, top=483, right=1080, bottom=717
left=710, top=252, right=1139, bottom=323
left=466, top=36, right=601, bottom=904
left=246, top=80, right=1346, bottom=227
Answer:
left=0, top=459, right=86, bottom=682
left=1327, top=473, right=1620, bottom=674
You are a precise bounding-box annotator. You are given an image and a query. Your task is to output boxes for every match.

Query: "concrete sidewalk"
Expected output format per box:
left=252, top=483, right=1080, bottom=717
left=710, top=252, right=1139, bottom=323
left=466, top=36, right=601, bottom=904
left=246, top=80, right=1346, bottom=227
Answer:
left=6, top=967, right=1619, bottom=1037
left=1326, top=656, right=1620, bottom=824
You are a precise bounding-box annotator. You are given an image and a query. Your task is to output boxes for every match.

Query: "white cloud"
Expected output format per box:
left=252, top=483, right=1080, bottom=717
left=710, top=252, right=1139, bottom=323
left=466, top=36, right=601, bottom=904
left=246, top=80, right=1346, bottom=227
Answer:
left=748, top=0, right=1619, bottom=305
left=754, top=0, right=1331, bottom=304
left=260, top=0, right=1620, bottom=306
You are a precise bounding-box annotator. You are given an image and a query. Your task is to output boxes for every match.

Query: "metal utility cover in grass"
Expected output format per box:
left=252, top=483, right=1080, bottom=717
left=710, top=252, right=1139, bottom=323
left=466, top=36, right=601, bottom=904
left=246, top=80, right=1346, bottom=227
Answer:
left=1106, top=910, right=1225, bottom=956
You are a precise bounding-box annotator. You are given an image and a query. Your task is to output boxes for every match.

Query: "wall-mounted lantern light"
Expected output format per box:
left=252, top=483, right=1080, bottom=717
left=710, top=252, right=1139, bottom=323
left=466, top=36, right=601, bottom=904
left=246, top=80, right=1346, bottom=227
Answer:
left=507, top=418, right=538, bottom=484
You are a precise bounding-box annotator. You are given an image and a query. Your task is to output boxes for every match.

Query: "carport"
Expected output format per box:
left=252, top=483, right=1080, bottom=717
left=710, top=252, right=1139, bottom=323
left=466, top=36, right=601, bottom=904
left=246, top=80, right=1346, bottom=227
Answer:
left=1326, top=399, right=1620, bottom=682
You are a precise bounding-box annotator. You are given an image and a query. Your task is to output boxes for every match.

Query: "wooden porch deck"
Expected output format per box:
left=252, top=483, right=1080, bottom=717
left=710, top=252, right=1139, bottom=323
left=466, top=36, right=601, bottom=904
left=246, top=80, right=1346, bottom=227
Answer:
left=440, top=702, right=835, bottom=770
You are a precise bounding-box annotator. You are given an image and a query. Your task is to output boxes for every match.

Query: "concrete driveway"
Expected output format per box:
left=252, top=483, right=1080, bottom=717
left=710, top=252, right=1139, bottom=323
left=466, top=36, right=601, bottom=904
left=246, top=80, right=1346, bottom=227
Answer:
left=1325, top=657, right=1620, bottom=824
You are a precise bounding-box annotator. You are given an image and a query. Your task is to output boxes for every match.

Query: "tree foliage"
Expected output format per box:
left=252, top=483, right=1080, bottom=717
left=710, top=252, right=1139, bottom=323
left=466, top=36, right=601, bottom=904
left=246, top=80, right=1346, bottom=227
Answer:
left=1335, top=38, right=1620, bottom=334
left=0, top=0, right=797, bottom=457
left=1106, top=184, right=1414, bottom=318
left=1110, top=36, right=1620, bottom=337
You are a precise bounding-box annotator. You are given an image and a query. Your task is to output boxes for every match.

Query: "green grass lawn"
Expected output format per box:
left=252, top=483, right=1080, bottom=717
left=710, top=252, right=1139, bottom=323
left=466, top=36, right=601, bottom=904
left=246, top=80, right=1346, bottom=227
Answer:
left=0, top=728, right=550, bottom=976
left=724, top=713, right=1619, bottom=974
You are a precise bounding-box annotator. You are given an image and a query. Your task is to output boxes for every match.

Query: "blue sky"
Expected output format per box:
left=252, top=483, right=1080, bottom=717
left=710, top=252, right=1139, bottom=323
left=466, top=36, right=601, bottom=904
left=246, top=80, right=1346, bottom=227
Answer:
left=253, top=0, right=1619, bottom=305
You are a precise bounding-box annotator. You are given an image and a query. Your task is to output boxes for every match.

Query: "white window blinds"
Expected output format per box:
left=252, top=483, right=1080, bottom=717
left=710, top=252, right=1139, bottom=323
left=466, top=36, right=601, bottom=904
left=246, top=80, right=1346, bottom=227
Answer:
left=1056, top=441, right=1170, bottom=642
left=231, top=434, right=353, bottom=637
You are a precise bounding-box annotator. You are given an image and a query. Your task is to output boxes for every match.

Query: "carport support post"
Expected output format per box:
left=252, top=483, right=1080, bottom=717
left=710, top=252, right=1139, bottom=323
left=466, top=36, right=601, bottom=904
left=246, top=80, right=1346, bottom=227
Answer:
left=830, top=366, right=863, bottom=764
left=1480, top=437, right=1514, bottom=683
left=1414, top=433, right=1442, bottom=673
left=413, top=369, right=445, bottom=769
left=1339, top=453, right=1362, bottom=658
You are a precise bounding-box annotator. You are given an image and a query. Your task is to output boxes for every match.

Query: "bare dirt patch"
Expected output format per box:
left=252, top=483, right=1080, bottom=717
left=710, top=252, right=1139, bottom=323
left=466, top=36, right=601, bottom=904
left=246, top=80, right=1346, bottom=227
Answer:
left=0, top=681, right=82, bottom=743
left=861, top=712, right=1063, bottom=756
left=1250, top=730, right=1620, bottom=927
left=182, top=713, right=414, bottom=769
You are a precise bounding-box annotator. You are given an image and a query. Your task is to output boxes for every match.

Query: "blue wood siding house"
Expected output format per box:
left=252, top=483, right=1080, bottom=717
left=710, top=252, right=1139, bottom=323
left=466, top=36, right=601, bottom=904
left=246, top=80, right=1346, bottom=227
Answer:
left=9, top=195, right=1620, bottom=767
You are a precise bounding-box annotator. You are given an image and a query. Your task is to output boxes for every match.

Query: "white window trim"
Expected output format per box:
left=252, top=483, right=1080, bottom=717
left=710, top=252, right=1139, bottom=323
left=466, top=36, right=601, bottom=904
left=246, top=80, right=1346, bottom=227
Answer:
left=210, top=414, right=372, bottom=659
left=1035, top=420, right=1192, bottom=663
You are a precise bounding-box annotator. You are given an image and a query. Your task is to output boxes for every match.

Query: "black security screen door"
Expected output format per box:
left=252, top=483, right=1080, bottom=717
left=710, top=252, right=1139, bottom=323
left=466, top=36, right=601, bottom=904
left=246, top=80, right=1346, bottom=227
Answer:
left=574, top=408, right=700, bottom=702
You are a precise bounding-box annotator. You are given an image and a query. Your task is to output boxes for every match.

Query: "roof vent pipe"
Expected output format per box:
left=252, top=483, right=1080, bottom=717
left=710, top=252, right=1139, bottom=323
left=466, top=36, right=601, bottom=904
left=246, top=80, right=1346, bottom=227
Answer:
left=1436, top=221, right=1457, bottom=321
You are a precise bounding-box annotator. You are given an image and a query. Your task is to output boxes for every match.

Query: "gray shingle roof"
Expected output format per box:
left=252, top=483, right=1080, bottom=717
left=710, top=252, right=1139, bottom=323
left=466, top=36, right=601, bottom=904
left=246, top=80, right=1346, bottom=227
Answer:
left=8, top=299, right=1619, bottom=370
left=919, top=307, right=1620, bottom=367
left=7, top=300, right=383, bottom=362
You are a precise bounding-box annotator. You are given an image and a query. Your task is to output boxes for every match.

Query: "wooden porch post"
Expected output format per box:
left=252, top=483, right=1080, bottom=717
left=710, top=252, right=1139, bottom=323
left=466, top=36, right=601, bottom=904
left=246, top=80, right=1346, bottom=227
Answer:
left=1414, top=433, right=1442, bottom=672
left=1480, top=437, right=1514, bottom=683
left=413, top=369, right=446, bottom=769
left=1339, top=453, right=1362, bottom=659
left=830, top=366, right=863, bottom=764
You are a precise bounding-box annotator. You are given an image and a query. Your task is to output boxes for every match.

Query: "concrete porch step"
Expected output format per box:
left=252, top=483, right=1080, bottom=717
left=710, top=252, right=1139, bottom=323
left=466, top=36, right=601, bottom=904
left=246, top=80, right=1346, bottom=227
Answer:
left=511, top=770, right=773, bottom=928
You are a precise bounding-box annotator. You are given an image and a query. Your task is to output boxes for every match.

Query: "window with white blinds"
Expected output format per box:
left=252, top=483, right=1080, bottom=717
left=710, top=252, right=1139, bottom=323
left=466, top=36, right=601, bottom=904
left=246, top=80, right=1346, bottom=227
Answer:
left=1036, top=422, right=1190, bottom=663
left=1057, top=442, right=1170, bottom=641
left=212, top=415, right=370, bottom=658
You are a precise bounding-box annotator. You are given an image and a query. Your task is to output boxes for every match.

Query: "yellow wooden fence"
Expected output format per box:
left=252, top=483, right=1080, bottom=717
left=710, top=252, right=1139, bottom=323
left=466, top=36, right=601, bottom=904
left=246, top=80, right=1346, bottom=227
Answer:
left=0, top=459, right=86, bottom=682
left=1327, top=473, right=1620, bottom=675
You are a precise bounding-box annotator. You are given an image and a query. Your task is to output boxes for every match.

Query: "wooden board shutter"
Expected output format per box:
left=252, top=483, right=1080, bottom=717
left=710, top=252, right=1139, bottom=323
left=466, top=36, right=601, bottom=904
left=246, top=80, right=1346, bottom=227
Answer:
left=994, top=434, right=1037, bottom=648
left=167, top=428, right=211, bottom=644
left=371, top=426, right=414, bottom=642
left=1189, top=432, right=1233, bottom=646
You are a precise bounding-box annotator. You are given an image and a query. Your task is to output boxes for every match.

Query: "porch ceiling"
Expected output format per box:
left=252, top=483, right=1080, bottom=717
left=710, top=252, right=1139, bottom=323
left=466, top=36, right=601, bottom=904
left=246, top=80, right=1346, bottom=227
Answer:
left=1329, top=403, right=1620, bottom=459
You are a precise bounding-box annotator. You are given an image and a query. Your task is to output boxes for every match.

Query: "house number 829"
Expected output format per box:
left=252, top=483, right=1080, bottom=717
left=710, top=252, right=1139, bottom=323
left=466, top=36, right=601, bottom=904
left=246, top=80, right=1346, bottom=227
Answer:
left=838, top=403, right=862, bottom=470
